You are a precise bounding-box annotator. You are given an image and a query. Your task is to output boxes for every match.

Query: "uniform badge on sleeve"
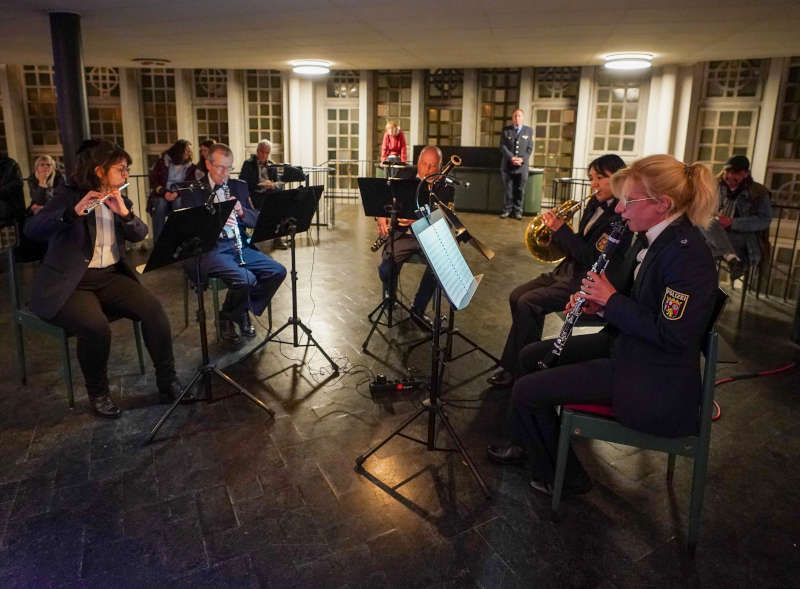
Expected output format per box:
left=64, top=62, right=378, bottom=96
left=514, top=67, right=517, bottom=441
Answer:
left=596, top=233, right=609, bottom=252
left=662, top=287, right=690, bottom=320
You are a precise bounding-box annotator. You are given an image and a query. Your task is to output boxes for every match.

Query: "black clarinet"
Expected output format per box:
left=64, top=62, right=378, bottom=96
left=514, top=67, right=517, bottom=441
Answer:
left=370, top=233, right=389, bottom=252
left=538, top=221, right=628, bottom=370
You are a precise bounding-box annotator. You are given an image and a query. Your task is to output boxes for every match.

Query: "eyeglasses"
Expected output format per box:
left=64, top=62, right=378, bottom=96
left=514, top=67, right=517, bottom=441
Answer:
left=620, top=195, right=656, bottom=208
left=210, top=164, right=234, bottom=172
left=113, top=166, right=130, bottom=174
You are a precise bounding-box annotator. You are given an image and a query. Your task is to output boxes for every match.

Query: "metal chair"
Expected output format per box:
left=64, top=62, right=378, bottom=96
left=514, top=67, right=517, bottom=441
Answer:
left=551, top=288, right=728, bottom=556
left=7, top=247, right=145, bottom=408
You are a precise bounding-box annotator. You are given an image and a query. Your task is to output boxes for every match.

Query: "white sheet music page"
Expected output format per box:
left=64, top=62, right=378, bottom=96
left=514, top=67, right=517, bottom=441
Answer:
left=412, top=213, right=477, bottom=309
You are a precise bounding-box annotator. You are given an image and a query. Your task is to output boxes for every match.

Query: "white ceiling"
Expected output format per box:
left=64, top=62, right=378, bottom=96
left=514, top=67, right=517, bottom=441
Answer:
left=1, top=0, right=800, bottom=70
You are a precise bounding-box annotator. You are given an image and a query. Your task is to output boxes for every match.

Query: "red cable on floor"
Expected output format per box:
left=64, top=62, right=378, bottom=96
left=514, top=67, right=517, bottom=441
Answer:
left=712, top=360, right=797, bottom=421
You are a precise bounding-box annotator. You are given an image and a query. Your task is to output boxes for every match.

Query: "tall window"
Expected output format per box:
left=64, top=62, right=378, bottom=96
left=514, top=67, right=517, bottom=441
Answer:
left=695, top=60, right=765, bottom=174
left=193, top=69, right=228, bottom=146
left=0, top=88, right=7, bottom=154
left=245, top=69, right=283, bottom=161
left=478, top=68, right=520, bottom=146
left=772, top=57, right=800, bottom=161
left=374, top=70, right=412, bottom=160
left=140, top=68, right=177, bottom=165
left=591, top=76, right=640, bottom=154
left=86, top=67, right=123, bottom=147
left=23, top=65, right=61, bottom=161
left=325, top=71, right=360, bottom=192
left=532, top=67, right=580, bottom=199
left=426, top=69, right=463, bottom=146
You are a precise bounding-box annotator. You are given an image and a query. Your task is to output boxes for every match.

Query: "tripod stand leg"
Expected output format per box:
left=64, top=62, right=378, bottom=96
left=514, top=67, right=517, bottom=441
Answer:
left=354, top=405, right=427, bottom=467
left=145, top=369, right=205, bottom=444
left=436, top=405, right=491, bottom=498
left=362, top=299, right=388, bottom=350
left=296, top=320, right=339, bottom=372
left=367, top=298, right=385, bottom=322
left=239, top=320, right=292, bottom=361
left=212, top=367, right=274, bottom=417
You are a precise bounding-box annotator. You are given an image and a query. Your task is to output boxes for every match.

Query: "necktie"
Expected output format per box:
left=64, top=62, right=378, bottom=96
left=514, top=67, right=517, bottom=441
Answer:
left=632, top=233, right=648, bottom=280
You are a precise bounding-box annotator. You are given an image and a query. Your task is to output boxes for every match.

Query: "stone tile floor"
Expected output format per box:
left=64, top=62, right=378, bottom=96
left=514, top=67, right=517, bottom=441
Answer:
left=0, top=205, right=798, bottom=587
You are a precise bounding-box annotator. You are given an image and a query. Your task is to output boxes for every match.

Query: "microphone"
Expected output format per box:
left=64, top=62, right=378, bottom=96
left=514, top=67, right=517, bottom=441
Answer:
left=444, top=176, right=470, bottom=189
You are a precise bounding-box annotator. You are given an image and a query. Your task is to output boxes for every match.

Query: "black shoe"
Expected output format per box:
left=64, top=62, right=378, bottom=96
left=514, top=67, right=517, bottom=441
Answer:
left=272, top=237, right=288, bottom=250
left=409, top=309, right=433, bottom=331
left=513, top=211, right=523, bottom=220
left=499, top=211, right=511, bottom=219
left=487, top=444, right=527, bottom=465
left=157, top=377, right=201, bottom=404
left=727, top=258, right=745, bottom=282
left=238, top=314, right=256, bottom=338
left=487, top=369, right=514, bottom=388
left=90, top=395, right=121, bottom=419
left=220, top=319, right=242, bottom=347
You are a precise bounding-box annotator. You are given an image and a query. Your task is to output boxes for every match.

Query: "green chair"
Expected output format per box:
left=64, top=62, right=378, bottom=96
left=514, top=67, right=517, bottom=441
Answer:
left=551, top=288, right=728, bottom=556
left=184, top=275, right=272, bottom=341
left=7, top=247, right=146, bottom=409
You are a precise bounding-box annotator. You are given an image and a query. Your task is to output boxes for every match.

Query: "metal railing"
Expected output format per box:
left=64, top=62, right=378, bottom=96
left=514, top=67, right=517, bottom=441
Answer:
left=750, top=203, right=800, bottom=302
left=547, top=177, right=592, bottom=210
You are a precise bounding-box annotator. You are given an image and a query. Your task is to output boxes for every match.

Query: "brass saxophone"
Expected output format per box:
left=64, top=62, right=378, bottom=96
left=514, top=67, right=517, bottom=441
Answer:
left=222, top=183, right=246, bottom=266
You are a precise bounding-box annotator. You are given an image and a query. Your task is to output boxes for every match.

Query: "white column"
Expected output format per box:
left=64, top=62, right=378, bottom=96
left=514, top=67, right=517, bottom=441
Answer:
left=281, top=72, right=291, bottom=162
left=671, top=66, right=696, bottom=161
left=226, top=69, right=246, bottom=166
left=359, top=69, right=373, bottom=162
left=0, top=65, right=31, bottom=180
left=751, top=58, right=785, bottom=183
left=410, top=69, right=425, bottom=151
left=572, top=66, right=594, bottom=171
left=288, top=76, right=315, bottom=167
left=119, top=68, right=148, bottom=221
left=174, top=68, right=195, bottom=147
left=643, top=66, right=677, bottom=155
left=461, top=68, right=478, bottom=146
left=519, top=67, right=534, bottom=112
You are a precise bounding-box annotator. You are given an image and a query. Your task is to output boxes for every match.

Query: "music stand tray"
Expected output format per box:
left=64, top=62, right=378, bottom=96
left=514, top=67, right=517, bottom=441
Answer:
left=355, top=208, right=490, bottom=498
left=145, top=200, right=274, bottom=443
left=242, top=186, right=338, bottom=373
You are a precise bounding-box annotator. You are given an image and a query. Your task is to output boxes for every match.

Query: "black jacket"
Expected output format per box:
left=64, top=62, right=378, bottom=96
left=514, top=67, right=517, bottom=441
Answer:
left=0, top=156, right=25, bottom=224
left=551, top=196, right=627, bottom=287
left=499, top=125, right=534, bottom=176
left=605, top=216, right=717, bottom=437
left=239, top=155, right=278, bottom=196
left=24, top=184, right=148, bottom=319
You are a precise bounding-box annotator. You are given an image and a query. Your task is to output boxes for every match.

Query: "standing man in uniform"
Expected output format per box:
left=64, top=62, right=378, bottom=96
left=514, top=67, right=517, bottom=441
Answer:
left=499, top=109, right=534, bottom=220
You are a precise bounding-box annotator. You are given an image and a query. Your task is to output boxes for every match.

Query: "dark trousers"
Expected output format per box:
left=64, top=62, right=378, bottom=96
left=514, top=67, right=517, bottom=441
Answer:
left=187, top=241, right=287, bottom=320
left=378, top=231, right=436, bottom=314
left=48, top=266, right=176, bottom=398
left=500, top=271, right=576, bottom=375
left=501, top=170, right=527, bottom=214
left=510, top=332, right=615, bottom=485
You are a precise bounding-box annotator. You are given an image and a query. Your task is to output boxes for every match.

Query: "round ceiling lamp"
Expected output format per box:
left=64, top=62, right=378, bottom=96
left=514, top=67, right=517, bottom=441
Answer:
left=604, top=53, right=654, bottom=71
left=290, top=60, right=331, bottom=75
left=132, top=57, right=171, bottom=67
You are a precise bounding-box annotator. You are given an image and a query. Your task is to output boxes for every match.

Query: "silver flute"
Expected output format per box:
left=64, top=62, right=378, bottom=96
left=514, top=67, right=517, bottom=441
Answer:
left=222, top=183, right=246, bottom=266
left=83, top=182, right=130, bottom=214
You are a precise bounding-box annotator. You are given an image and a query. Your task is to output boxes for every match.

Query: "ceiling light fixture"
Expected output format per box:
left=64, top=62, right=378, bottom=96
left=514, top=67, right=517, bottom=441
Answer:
left=604, top=53, right=654, bottom=71
left=132, top=57, right=171, bottom=67
left=290, top=60, right=331, bottom=75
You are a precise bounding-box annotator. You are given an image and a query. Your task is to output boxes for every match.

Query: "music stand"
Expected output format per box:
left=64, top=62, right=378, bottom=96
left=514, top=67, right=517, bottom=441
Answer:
left=144, top=201, right=274, bottom=443
left=359, top=175, right=428, bottom=350
left=355, top=208, right=491, bottom=498
left=240, top=186, right=339, bottom=373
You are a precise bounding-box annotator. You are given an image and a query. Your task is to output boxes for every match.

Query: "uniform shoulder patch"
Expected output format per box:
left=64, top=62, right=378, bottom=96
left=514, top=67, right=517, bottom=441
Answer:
left=662, top=287, right=690, bottom=320
left=596, top=232, right=609, bottom=252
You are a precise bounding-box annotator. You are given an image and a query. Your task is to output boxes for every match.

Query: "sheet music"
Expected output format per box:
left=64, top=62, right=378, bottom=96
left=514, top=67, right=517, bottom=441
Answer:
left=413, top=214, right=477, bottom=309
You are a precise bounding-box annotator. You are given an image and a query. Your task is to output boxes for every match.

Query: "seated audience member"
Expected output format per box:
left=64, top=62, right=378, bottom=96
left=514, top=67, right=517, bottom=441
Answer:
left=147, top=139, right=197, bottom=241
left=239, top=139, right=286, bottom=249
left=0, top=153, right=25, bottom=233
left=376, top=145, right=453, bottom=326
left=380, top=121, right=408, bottom=164
left=487, top=155, right=718, bottom=496
left=180, top=143, right=287, bottom=347
left=27, top=155, right=65, bottom=215
left=488, top=154, right=628, bottom=388
left=196, top=138, right=216, bottom=178
left=701, top=155, right=772, bottom=281
left=24, top=141, right=181, bottom=418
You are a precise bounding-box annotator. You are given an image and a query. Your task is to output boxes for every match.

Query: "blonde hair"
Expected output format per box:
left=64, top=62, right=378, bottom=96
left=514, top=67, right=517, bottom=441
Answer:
left=33, top=155, right=57, bottom=187
left=610, top=154, right=716, bottom=228
left=385, top=120, right=399, bottom=135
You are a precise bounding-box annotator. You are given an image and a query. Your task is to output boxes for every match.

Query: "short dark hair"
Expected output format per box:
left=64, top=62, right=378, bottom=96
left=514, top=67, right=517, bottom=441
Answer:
left=71, top=141, right=132, bottom=191
left=588, top=154, right=626, bottom=177
left=166, top=139, right=191, bottom=163
left=207, top=143, right=233, bottom=161
left=200, top=138, right=216, bottom=149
